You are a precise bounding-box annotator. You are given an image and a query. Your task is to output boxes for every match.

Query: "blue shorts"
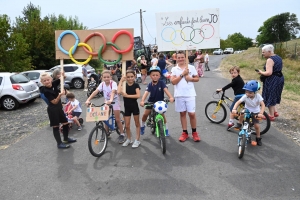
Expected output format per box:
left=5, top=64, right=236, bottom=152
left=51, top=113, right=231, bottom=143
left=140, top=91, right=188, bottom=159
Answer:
left=72, top=112, right=82, bottom=117
left=230, top=94, right=244, bottom=111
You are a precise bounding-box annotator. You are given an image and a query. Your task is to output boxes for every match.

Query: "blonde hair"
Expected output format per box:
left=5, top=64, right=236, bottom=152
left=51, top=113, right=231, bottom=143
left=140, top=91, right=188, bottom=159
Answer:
left=102, top=70, right=112, bottom=76
left=40, top=73, right=52, bottom=82
left=229, top=66, right=240, bottom=73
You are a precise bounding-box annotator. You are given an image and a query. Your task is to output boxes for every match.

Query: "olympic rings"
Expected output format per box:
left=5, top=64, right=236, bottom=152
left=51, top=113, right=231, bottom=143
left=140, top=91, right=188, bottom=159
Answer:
left=98, top=42, right=122, bottom=65
left=190, top=28, right=205, bottom=44
left=171, top=30, right=185, bottom=46
left=200, top=24, right=214, bottom=39
left=83, top=32, right=107, bottom=56
left=58, top=30, right=80, bottom=55
left=180, top=26, right=195, bottom=42
left=161, top=27, right=176, bottom=42
left=111, top=30, right=134, bottom=54
left=69, top=43, right=93, bottom=65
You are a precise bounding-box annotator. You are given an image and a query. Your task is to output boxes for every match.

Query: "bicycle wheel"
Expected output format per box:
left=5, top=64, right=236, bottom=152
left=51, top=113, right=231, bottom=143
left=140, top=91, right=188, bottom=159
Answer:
left=157, top=119, right=166, bottom=154
left=205, top=101, right=227, bottom=124
left=88, top=125, right=108, bottom=157
left=251, top=111, right=271, bottom=135
left=116, top=111, right=125, bottom=135
left=238, top=134, right=246, bottom=159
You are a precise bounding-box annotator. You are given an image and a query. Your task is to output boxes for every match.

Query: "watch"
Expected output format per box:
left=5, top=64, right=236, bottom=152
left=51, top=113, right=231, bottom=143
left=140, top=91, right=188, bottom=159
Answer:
left=180, top=74, right=184, bottom=78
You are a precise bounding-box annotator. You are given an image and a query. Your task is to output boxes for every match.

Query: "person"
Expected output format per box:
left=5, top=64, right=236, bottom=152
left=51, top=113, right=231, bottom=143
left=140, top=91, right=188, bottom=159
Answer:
left=40, top=73, right=77, bottom=149
left=204, top=51, right=210, bottom=71
left=111, top=63, right=119, bottom=83
left=172, top=52, right=177, bottom=66
left=51, top=69, right=69, bottom=104
left=188, top=51, right=196, bottom=65
left=140, top=66, right=174, bottom=136
left=82, top=64, right=88, bottom=91
left=89, top=76, right=97, bottom=87
left=97, top=70, right=101, bottom=80
left=157, top=53, right=172, bottom=84
left=216, top=66, right=245, bottom=130
left=232, top=80, right=265, bottom=146
left=85, top=70, right=125, bottom=143
left=140, top=55, right=148, bottom=85
left=257, top=44, right=284, bottom=121
left=194, top=50, right=204, bottom=77
left=65, top=92, right=83, bottom=131
left=126, top=59, right=137, bottom=70
left=170, top=50, right=200, bottom=142
left=151, top=53, right=158, bottom=66
left=117, top=70, right=141, bottom=148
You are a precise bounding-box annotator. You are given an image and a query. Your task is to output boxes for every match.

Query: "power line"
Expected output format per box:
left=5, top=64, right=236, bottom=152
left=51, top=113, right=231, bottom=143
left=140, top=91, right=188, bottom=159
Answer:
left=142, top=17, right=155, bottom=39
left=89, top=11, right=139, bottom=29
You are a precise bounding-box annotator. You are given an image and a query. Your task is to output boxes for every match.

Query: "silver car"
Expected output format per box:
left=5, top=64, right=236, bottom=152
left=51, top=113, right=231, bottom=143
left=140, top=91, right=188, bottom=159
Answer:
left=0, top=73, right=40, bottom=110
left=20, top=70, right=52, bottom=87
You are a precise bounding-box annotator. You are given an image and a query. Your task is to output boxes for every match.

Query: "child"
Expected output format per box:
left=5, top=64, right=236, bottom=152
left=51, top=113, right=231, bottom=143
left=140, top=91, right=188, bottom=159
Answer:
left=117, top=70, right=141, bottom=148
left=66, top=92, right=83, bottom=131
left=216, top=66, right=245, bottom=130
left=85, top=70, right=125, bottom=144
left=232, top=80, right=265, bottom=146
left=88, top=76, right=97, bottom=87
left=140, top=66, right=174, bottom=136
left=40, top=73, right=77, bottom=149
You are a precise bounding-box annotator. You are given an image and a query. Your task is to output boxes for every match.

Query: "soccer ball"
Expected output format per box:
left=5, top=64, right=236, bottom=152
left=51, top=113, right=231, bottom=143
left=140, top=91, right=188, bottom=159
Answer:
left=153, top=101, right=168, bottom=114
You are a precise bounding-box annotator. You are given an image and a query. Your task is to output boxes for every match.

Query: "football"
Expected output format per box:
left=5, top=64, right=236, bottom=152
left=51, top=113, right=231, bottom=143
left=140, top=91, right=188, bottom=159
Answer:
left=153, top=101, right=168, bottom=114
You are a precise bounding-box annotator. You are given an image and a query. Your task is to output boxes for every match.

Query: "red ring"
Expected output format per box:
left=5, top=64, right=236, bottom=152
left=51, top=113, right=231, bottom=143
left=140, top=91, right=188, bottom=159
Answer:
left=83, top=32, right=107, bottom=56
left=111, top=30, right=134, bottom=54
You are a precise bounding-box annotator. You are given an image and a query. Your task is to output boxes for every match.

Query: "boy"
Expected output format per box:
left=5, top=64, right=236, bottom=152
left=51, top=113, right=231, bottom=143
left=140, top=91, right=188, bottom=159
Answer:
left=216, top=66, right=245, bottom=130
left=140, top=66, right=174, bottom=136
left=66, top=92, right=83, bottom=131
left=232, top=80, right=265, bottom=146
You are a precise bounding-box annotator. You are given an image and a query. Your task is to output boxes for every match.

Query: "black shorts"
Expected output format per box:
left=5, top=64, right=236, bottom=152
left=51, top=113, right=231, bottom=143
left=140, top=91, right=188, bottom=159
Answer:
left=251, top=112, right=260, bottom=124
left=145, top=104, right=153, bottom=110
left=72, top=112, right=82, bottom=117
left=124, top=102, right=140, bottom=116
left=47, top=106, right=68, bottom=126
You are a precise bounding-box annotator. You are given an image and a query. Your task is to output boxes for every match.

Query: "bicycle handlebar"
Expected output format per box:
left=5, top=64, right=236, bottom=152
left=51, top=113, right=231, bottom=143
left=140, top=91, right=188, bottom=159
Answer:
left=144, top=98, right=173, bottom=106
left=87, top=102, right=115, bottom=107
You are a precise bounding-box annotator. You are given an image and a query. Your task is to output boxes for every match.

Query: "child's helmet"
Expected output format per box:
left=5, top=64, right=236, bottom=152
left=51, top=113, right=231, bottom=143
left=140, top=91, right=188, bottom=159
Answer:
left=149, top=66, right=161, bottom=73
left=243, top=80, right=261, bottom=92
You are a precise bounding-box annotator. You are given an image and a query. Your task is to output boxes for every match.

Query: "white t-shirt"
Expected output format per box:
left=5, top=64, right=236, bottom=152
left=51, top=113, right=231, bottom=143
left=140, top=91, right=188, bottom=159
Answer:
left=70, top=99, right=82, bottom=112
left=239, top=93, right=263, bottom=113
left=151, top=58, right=158, bottom=66
left=97, top=81, right=119, bottom=102
left=171, top=64, right=197, bottom=97
left=205, top=54, right=209, bottom=62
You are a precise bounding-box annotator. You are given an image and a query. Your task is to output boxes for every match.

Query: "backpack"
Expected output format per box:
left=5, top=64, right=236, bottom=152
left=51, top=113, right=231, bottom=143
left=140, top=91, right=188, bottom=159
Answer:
left=102, top=80, right=113, bottom=91
left=40, top=93, right=50, bottom=105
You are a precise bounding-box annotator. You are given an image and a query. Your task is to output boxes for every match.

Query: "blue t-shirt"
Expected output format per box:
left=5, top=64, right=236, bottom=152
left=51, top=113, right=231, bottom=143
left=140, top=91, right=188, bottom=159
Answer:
left=146, top=81, right=167, bottom=102
left=157, top=59, right=166, bottom=71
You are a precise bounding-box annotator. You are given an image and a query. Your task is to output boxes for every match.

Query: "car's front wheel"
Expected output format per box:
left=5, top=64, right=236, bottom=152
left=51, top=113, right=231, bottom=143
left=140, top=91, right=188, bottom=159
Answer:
left=72, top=78, right=84, bottom=89
left=1, top=96, right=19, bottom=110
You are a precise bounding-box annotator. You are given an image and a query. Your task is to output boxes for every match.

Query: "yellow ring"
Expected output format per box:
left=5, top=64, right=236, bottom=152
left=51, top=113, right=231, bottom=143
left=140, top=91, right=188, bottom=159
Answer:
left=68, top=43, right=93, bottom=65
left=171, top=30, right=185, bottom=46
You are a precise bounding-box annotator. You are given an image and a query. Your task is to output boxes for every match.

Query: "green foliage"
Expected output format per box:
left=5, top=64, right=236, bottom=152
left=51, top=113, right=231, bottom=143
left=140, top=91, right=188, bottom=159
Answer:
left=225, top=32, right=253, bottom=50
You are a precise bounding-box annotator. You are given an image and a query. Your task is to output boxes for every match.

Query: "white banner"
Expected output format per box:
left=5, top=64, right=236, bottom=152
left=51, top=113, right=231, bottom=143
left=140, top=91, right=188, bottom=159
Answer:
left=156, top=9, right=220, bottom=51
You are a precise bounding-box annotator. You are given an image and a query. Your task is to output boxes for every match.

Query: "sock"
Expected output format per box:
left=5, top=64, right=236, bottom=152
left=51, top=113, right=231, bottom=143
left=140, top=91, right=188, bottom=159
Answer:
left=165, top=123, right=168, bottom=130
left=229, top=119, right=234, bottom=124
left=141, top=121, right=145, bottom=127
left=62, top=124, right=69, bottom=141
left=192, top=128, right=196, bottom=133
left=121, top=133, right=125, bottom=136
left=53, top=127, right=62, bottom=144
left=183, top=130, right=188, bottom=134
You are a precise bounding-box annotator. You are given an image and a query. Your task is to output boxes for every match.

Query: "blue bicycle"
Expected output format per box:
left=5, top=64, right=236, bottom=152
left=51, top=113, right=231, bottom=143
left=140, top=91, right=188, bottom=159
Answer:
left=88, top=102, right=125, bottom=157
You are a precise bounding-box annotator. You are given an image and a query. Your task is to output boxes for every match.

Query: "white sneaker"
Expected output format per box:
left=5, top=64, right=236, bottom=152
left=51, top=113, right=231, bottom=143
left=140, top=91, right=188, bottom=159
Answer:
left=122, top=139, right=132, bottom=147
left=132, top=140, right=141, bottom=148
left=83, top=89, right=88, bottom=91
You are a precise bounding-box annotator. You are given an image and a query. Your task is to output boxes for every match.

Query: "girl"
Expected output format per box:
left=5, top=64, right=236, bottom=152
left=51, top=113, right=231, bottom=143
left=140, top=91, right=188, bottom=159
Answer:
left=117, top=70, right=141, bottom=148
left=40, top=73, right=77, bottom=149
left=85, top=70, right=125, bottom=144
left=140, top=55, right=148, bottom=85
left=194, top=50, right=204, bottom=77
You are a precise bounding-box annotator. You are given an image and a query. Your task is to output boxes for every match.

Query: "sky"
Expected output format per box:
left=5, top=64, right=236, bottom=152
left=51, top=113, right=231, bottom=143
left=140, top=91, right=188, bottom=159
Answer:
left=1, top=0, right=300, bottom=45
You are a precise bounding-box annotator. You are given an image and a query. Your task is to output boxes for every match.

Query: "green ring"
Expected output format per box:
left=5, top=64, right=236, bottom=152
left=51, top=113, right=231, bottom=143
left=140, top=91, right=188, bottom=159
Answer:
left=98, top=42, right=122, bottom=65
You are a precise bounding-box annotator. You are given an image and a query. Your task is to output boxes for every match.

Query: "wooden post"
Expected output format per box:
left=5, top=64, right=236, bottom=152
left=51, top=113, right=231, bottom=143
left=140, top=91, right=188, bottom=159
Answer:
left=122, top=61, right=126, bottom=93
left=60, top=59, right=64, bottom=92
left=185, top=50, right=189, bottom=66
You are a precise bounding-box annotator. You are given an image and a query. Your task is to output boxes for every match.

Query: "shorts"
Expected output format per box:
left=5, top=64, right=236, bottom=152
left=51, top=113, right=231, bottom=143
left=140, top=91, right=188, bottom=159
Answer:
left=47, top=106, right=68, bottom=127
left=175, top=96, right=196, bottom=112
left=230, top=94, right=244, bottom=111
left=111, top=101, right=121, bottom=111
left=141, top=69, right=147, bottom=75
left=145, top=104, right=153, bottom=110
left=72, top=112, right=82, bottom=117
left=251, top=112, right=260, bottom=124
left=124, top=102, right=140, bottom=116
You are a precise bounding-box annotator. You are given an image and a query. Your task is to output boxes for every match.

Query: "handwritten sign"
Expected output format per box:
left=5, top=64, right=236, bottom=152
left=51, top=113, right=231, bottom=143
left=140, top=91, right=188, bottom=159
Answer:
left=86, top=106, right=109, bottom=122
left=156, top=9, right=220, bottom=51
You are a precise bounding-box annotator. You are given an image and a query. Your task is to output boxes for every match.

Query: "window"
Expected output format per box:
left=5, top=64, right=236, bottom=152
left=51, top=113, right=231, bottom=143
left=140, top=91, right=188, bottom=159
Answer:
left=26, top=72, right=40, bottom=80
left=10, top=74, right=30, bottom=84
left=0, top=77, right=2, bottom=85
left=64, top=66, right=75, bottom=72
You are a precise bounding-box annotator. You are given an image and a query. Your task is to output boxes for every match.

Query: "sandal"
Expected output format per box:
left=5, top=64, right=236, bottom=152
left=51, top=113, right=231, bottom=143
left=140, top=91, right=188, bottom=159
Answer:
left=274, top=112, right=279, bottom=117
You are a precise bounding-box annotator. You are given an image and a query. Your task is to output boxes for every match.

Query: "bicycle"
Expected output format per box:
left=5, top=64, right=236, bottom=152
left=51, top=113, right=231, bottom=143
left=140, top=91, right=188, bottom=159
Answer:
left=205, top=91, right=270, bottom=135
left=236, top=109, right=260, bottom=159
left=88, top=102, right=125, bottom=157
left=144, top=99, right=170, bottom=154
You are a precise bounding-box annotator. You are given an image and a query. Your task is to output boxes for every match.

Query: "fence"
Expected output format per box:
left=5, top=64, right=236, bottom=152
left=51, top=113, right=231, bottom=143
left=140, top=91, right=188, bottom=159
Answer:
left=259, top=42, right=300, bottom=60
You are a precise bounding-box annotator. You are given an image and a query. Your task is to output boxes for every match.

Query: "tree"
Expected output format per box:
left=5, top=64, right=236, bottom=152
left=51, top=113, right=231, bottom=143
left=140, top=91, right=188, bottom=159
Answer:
left=256, top=12, right=300, bottom=44
left=226, top=33, right=252, bottom=50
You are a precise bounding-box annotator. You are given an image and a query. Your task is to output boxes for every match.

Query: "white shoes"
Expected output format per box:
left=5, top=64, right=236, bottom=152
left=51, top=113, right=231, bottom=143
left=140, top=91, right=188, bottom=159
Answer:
left=122, top=139, right=132, bottom=147
left=132, top=140, right=141, bottom=148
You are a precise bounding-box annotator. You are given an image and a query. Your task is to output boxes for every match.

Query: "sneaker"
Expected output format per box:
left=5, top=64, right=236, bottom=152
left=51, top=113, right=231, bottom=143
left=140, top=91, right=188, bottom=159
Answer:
left=57, top=143, right=70, bottom=149
left=122, top=139, right=132, bottom=147
left=62, top=138, right=77, bottom=144
left=256, top=137, right=262, bottom=146
left=132, top=140, right=141, bottom=148
left=192, top=132, right=201, bottom=142
left=83, top=89, right=88, bottom=91
left=77, top=126, right=82, bottom=131
left=234, top=123, right=242, bottom=130
left=274, top=112, right=279, bottom=117
left=179, top=132, right=189, bottom=142
left=165, top=129, right=170, bottom=137
left=140, top=126, right=145, bottom=135
left=227, top=123, right=235, bottom=131
left=118, top=134, right=125, bottom=144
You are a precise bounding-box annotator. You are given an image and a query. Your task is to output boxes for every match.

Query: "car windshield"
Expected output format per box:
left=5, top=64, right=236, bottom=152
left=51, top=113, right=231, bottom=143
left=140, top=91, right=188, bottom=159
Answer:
left=25, top=72, right=40, bottom=80
left=10, top=74, right=30, bottom=84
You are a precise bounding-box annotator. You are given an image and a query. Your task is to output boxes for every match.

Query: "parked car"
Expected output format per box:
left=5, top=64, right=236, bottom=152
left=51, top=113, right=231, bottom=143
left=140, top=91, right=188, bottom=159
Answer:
left=20, top=70, right=52, bottom=87
left=0, top=73, right=40, bottom=110
left=213, top=49, right=223, bottom=55
left=224, top=48, right=234, bottom=54
left=49, top=64, right=96, bottom=89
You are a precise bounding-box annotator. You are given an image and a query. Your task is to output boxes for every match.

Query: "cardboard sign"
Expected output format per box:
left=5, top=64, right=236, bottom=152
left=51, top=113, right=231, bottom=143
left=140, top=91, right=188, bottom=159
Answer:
left=86, top=105, right=109, bottom=122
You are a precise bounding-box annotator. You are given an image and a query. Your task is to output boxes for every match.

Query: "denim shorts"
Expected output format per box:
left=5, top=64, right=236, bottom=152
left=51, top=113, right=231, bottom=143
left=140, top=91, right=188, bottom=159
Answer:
left=230, top=94, right=244, bottom=111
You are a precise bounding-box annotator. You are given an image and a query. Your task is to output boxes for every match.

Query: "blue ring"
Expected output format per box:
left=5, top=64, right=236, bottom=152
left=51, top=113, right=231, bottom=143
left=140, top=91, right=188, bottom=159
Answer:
left=57, top=30, right=80, bottom=55
left=161, top=27, right=176, bottom=42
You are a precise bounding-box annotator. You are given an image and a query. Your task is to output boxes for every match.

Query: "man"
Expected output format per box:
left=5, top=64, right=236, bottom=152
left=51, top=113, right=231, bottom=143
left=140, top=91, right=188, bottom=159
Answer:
left=170, top=51, right=200, bottom=142
left=204, top=51, right=210, bottom=71
left=82, top=64, right=88, bottom=91
left=126, top=59, right=137, bottom=70
left=188, top=51, right=196, bottom=65
left=171, top=52, right=177, bottom=66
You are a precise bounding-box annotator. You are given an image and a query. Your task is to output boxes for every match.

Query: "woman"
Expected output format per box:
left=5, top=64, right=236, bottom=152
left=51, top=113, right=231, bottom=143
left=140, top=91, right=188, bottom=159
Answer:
left=257, top=44, right=284, bottom=121
left=157, top=53, right=172, bottom=83
left=140, top=55, right=148, bottom=85
left=194, top=50, right=204, bottom=77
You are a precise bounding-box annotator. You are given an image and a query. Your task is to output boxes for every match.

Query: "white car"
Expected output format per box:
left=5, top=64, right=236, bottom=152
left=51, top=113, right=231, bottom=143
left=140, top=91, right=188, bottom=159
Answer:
left=213, top=49, right=223, bottom=55
left=0, top=73, right=40, bottom=110
left=224, top=48, right=234, bottom=54
left=21, top=70, right=52, bottom=87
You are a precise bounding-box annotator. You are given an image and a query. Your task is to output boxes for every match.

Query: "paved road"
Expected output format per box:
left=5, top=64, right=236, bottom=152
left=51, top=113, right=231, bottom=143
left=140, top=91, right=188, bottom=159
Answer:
left=1, top=55, right=300, bottom=200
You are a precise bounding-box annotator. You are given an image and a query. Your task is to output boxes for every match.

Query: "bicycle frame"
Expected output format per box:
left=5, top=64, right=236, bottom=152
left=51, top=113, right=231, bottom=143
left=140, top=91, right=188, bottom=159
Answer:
left=214, top=92, right=243, bottom=113
left=237, top=112, right=252, bottom=146
left=154, top=113, right=166, bottom=137
left=102, top=105, right=116, bottom=131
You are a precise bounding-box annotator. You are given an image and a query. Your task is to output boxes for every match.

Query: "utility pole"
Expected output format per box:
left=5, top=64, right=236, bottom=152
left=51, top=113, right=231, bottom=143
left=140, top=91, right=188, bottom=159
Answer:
left=140, top=9, right=144, bottom=45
